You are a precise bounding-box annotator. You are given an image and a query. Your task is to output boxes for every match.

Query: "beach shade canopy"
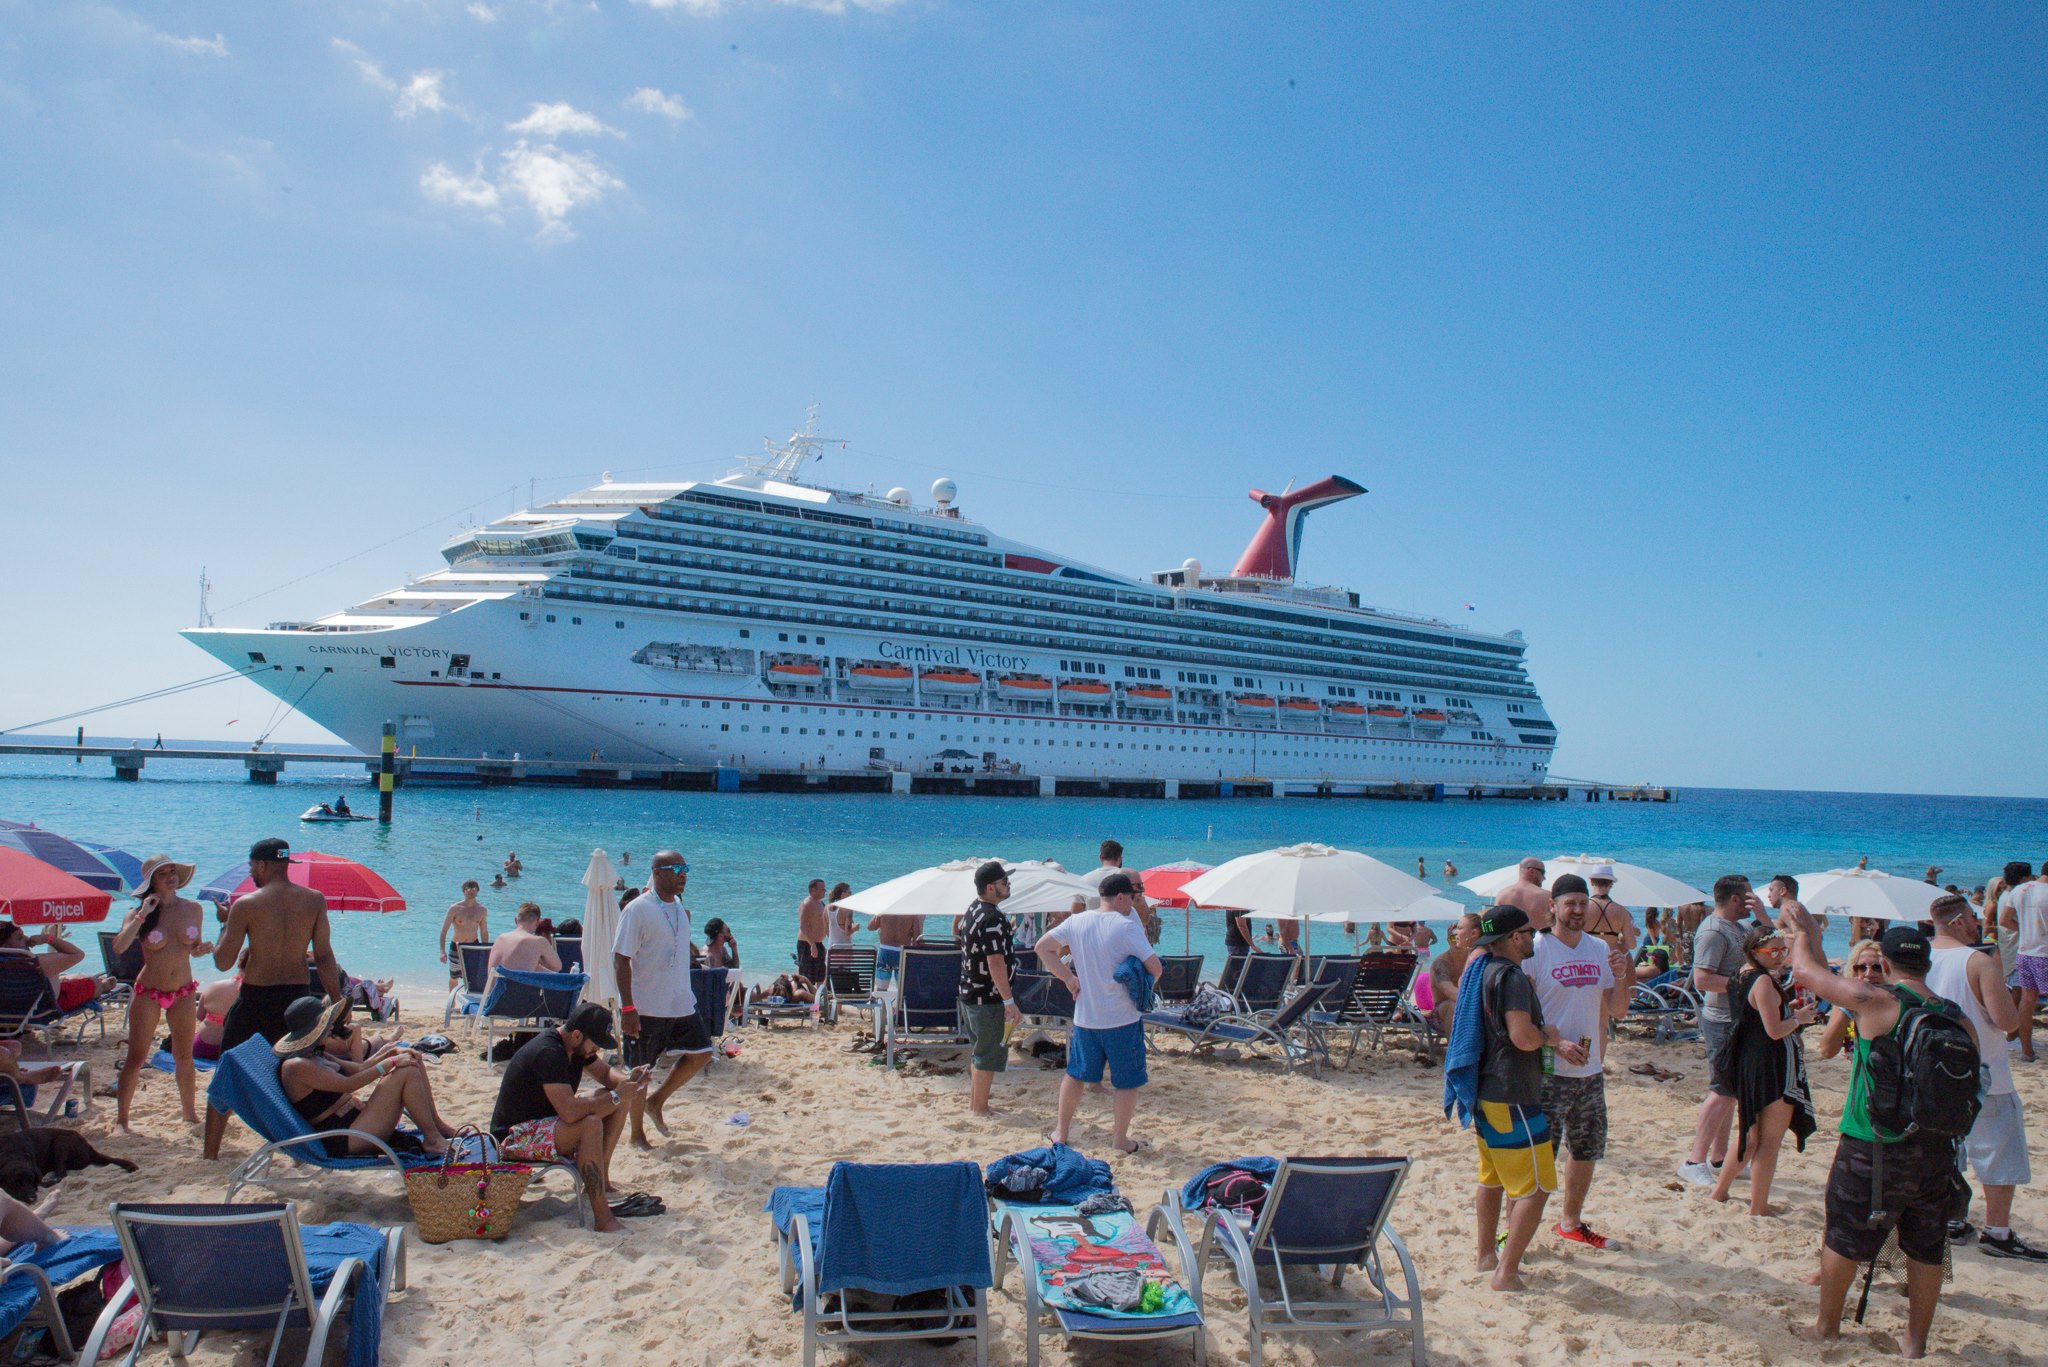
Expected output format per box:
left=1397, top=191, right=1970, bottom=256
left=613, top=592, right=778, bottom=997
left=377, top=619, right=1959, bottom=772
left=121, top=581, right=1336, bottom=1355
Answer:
left=1460, top=855, right=1709, bottom=909
left=195, top=851, right=406, bottom=913
left=76, top=841, right=144, bottom=892
left=1180, top=844, right=1450, bottom=925
left=580, top=849, right=623, bottom=1006
left=838, top=858, right=1101, bottom=924
left=0, top=827, right=125, bottom=893
left=1238, top=894, right=1469, bottom=924
left=1139, top=861, right=1213, bottom=908
left=0, top=848, right=113, bottom=926
left=1789, top=869, right=1954, bottom=923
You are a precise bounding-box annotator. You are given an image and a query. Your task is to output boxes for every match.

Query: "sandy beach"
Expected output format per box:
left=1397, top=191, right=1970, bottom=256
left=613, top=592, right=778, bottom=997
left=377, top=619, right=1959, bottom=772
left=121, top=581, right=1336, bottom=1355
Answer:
left=35, top=1003, right=2046, bottom=1367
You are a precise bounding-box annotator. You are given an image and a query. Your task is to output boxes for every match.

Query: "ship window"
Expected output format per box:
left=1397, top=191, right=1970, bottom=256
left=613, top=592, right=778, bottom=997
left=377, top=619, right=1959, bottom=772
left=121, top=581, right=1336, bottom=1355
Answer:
left=572, top=617, right=582, bottom=625
left=739, top=629, right=750, bottom=637
left=616, top=621, right=624, bottom=628
left=720, top=724, right=729, bottom=731
left=492, top=673, right=501, bottom=680
left=380, top=657, right=396, bottom=669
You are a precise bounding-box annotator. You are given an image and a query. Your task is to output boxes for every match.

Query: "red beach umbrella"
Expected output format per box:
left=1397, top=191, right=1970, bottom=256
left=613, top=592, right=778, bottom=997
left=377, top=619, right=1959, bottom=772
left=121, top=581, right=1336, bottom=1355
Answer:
left=200, top=851, right=407, bottom=913
left=0, top=849, right=114, bottom=926
left=1140, top=860, right=1214, bottom=908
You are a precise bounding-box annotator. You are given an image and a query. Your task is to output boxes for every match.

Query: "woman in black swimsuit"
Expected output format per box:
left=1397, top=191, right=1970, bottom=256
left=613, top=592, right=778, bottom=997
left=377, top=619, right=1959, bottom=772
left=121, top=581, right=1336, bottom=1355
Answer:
left=275, top=997, right=459, bottom=1157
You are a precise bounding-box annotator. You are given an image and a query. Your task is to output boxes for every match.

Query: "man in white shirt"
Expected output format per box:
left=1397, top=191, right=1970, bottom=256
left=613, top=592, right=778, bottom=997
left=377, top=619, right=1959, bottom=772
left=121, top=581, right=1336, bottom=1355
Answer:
left=615, top=850, right=713, bottom=1148
left=1526, top=875, right=1632, bottom=1251
left=1035, top=873, right=1162, bottom=1154
left=2009, top=865, right=2048, bottom=1064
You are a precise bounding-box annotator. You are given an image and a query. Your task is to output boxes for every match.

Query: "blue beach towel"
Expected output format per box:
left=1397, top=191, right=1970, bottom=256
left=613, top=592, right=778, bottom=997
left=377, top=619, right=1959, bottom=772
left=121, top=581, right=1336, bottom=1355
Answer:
left=206, top=1037, right=442, bottom=1170
left=1441, top=952, right=1491, bottom=1129
left=1179, top=1156, right=1280, bottom=1209
left=766, top=1163, right=991, bottom=1306
left=0, top=1229, right=124, bottom=1338
left=984, top=1144, right=1113, bottom=1205
left=1113, top=956, right=1156, bottom=1013
left=149, top=1049, right=217, bottom=1075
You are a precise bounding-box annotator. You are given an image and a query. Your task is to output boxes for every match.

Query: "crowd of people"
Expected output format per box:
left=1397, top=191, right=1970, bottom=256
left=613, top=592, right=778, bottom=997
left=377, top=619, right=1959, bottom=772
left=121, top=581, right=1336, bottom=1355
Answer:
left=1449, top=858, right=2048, bottom=1359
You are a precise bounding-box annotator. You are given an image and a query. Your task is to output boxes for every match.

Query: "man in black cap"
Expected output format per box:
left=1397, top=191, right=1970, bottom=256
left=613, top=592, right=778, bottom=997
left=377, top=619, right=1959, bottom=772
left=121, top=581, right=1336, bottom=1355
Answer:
left=959, top=861, right=1019, bottom=1117
left=490, top=1003, right=650, bottom=1233
left=1467, top=906, right=1568, bottom=1293
left=203, top=837, right=343, bottom=1160
left=1780, top=903, right=1967, bottom=1357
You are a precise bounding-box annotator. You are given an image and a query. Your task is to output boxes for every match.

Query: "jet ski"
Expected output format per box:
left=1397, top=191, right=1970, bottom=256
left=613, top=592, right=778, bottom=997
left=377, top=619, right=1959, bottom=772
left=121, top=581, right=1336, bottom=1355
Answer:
left=300, top=805, right=372, bottom=823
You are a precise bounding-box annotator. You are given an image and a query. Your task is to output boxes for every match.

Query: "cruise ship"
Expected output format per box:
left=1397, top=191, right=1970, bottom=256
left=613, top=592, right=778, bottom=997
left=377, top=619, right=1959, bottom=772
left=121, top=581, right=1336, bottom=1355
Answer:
left=183, top=417, right=1558, bottom=786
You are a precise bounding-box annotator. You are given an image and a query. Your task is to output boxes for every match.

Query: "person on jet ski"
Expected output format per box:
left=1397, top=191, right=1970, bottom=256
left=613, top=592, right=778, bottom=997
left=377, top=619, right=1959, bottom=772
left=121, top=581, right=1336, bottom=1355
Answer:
left=333, top=795, right=351, bottom=817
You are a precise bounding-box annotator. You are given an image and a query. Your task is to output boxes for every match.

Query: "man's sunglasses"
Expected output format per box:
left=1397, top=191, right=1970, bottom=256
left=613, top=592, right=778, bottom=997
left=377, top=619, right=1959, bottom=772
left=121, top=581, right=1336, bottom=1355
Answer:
left=1851, top=964, right=1884, bottom=977
left=654, top=862, right=689, bottom=874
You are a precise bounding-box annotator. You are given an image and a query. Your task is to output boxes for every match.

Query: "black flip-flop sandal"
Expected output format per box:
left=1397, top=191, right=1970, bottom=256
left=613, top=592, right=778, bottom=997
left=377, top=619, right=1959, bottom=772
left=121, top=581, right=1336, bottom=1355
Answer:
left=610, top=1193, right=665, bottom=1218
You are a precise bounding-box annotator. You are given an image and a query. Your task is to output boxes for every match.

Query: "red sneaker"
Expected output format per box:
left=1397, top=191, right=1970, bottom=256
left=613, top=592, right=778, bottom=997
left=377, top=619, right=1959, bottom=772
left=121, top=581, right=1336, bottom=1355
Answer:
left=1556, top=1222, right=1614, bottom=1250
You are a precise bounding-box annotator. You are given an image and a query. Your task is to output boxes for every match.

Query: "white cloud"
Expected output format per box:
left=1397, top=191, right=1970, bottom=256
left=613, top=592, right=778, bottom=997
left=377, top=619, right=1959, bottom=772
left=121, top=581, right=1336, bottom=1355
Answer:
left=466, top=3, right=501, bottom=21
left=627, top=87, right=691, bottom=123
left=421, top=141, right=624, bottom=243
left=333, top=38, right=456, bottom=120
left=506, top=102, right=622, bottom=139
left=157, top=32, right=229, bottom=58
left=632, top=0, right=906, bottom=13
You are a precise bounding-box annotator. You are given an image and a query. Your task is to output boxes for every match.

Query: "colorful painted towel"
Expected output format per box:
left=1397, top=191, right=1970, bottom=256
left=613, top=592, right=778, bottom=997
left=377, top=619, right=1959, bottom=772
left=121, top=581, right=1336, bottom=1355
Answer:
left=1009, top=1204, right=1197, bottom=1321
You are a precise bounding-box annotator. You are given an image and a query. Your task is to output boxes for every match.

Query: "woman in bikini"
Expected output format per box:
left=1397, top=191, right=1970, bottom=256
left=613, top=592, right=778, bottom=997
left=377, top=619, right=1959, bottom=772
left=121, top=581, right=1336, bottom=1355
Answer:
left=276, top=996, right=458, bottom=1157
left=113, top=854, right=215, bottom=1129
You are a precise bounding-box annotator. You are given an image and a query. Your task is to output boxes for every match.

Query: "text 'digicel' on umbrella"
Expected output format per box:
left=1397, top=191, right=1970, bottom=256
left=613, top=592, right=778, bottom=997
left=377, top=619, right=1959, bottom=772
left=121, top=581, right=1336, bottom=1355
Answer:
left=0, top=828, right=124, bottom=893
left=0, top=849, right=113, bottom=926
left=196, top=852, right=406, bottom=913
left=1789, top=869, right=1951, bottom=923
left=1461, top=855, right=1707, bottom=908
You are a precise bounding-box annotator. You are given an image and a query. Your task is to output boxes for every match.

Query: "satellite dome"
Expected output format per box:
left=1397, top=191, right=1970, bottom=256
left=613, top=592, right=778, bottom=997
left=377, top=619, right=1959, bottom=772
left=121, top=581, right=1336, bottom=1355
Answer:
left=931, top=478, right=957, bottom=506
left=1182, top=557, right=1202, bottom=581
left=886, top=487, right=913, bottom=506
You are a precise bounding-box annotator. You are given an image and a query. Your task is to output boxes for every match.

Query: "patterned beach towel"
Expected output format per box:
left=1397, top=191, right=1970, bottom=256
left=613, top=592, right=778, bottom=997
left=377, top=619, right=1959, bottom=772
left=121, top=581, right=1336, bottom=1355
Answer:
left=1009, top=1204, right=1198, bottom=1321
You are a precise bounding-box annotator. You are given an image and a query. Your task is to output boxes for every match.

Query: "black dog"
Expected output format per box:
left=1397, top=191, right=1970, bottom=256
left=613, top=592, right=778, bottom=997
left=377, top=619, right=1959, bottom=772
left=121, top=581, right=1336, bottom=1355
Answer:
left=0, top=1127, right=137, bottom=1203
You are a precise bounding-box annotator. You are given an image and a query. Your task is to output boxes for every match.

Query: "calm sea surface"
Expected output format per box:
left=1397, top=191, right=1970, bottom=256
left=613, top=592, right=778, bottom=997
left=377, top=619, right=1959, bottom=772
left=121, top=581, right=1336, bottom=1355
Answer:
left=4, top=742, right=2044, bottom=993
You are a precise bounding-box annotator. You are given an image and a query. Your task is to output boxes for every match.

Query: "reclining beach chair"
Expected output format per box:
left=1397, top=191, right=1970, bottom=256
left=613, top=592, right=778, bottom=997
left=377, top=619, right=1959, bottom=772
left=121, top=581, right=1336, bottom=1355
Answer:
left=443, top=943, right=491, bottom=1030
left=77, top=1202, right=406, bottom=1367
left=207, top=1036, right=586, bottom=1225
left=553, top=935, right=584, bottom=974
left=1163, top=1156, right=1423, bottom=1367
left=97, top=931, right=143, bottom=1014
left=479, top=968, right=588, bottom=1056
left=0, top=1227, right=126, bottom=1363
left=0, top=955, right=105, bottom=1046
left=1229, top=954, right=1298, bottom=1015
left=767, top=1161, right=993, bottom=1367
left=880, top=949, right=969, bottom=1067
left=986, top=1148, right=1205, bottom=1367
left=1008, top=966, right=1076, bottom=1031
left=1625, top=968, right=1700, bottom=1043
left=1316, top=952, right=1431, bottom=1064
left=1153, top=954, right=1205, bottom=1006
left=1143, top=980, right=1333, bottom=1074
left=0, top=1065, right=90, bottom=1129
left=818, top=946, right=881, bottom=1027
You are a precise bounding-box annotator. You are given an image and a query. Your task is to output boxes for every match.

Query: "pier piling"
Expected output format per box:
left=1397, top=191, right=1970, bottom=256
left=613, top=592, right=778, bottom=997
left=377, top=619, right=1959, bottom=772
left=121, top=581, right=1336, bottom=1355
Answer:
left=377, top=722, right=396, bottom=823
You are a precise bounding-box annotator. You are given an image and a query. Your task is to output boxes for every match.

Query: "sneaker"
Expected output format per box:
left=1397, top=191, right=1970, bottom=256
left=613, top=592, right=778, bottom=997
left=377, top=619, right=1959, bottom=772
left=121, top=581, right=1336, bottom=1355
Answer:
left=1677, top=1160, right=1717, bottom=1186
left=1947, top=1221, right=1973, bottom=1245
left=1979, top=1231, right=2048, bottom=1262
left=1557, top=1222, right=1615, bottom=1250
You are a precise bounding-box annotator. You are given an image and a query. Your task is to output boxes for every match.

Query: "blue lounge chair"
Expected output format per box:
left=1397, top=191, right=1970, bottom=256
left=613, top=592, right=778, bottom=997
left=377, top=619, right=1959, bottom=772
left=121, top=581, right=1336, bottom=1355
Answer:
left=0, top=1228, right=126, bottom=1363
left=1153, top=954, right=1205, bottom=1005
left=0, top=953, right=105, bottom=1046
left=1229, top=954, right=1298, bottom=1015
left=987, top=1153, right=1205, bottom=1367
left=98, top=931, right=143, bottom=1013
left=553, top=935, right=584, bottom=974
left=1008, top=966, right=1076, bottom=1028
left=77, top=1202, right=405, bottom=1367
left=1316, top=952, right=1432, bottom=1063
left=880, top=948, right=968, bottom=1067
left=1144, top=981, right=1333, bottom=1074
left=767, top=1161, right=993, bottom=1367
left=1625, top=967, right=1700, bottom=1043
left=443, top=943, right=491, bottom=1029
left=479, top=967, right=588, bottom=1054
left=819, top=946, right=881, bottom=1028
left=207, top=1036, right=586, bottom=1225
left=1164, top=1156, right=1423, bottom=1367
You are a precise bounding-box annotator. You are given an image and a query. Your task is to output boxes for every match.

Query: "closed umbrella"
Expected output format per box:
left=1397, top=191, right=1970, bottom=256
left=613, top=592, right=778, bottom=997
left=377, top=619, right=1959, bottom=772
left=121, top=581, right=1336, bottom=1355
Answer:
left=1789, top=869, right=1951, bottom=924
left=0, top=849, right=112, bottom=926
left=580, top=849, right=623, bottom=1005
left=1460, top=855, right=1708, bottom=908
left=194, top=852, right=406, bottom=912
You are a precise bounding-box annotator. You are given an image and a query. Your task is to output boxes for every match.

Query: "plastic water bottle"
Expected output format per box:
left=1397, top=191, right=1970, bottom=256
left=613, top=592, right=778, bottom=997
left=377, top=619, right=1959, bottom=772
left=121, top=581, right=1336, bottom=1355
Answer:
left=1540, top=1045, right=1555, bottom=1077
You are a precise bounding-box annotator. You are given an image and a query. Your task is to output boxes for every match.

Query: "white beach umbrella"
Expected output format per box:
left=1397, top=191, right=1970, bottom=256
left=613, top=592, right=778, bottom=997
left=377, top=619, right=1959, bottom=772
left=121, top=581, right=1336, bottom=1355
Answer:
left=1789, top=869, right=1951, bottom=923
left=580, top=849, right=623, bottom=1005
left=838, top=858, right=1099, bottom=926
left=1180, top=844, right=1449, bottom=925
left=1460, top=855, right=1708, bottom=908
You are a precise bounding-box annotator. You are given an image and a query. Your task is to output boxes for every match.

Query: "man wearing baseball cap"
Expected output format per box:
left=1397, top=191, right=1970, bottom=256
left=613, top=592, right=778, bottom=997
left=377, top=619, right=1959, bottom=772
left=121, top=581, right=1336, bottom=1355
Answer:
left=959, top=861, right=1020, bottom=1118
left=490, top=1003, right=652, bottom=1232
left=203, top=837, right=344, bottom=1161
left=1465, top=906, right=1568, bottom=1292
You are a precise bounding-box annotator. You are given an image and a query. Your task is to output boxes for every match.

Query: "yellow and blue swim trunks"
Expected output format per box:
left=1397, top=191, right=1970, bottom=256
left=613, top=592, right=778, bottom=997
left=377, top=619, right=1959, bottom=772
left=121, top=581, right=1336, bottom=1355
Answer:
left=1475, top=1100, right=1557, bottom=1199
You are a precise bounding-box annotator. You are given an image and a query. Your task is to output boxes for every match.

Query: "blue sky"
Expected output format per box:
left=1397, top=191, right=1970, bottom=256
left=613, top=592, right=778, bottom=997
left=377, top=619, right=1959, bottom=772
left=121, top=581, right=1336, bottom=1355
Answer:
left=3, top=3, right=2044, bottom=795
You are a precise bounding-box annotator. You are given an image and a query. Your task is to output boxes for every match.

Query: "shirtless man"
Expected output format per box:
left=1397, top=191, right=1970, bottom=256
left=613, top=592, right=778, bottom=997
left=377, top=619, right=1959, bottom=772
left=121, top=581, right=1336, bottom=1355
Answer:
left=487, top=903, right=563, bottom=982
left=795, top=878, right=828, bottom=985
left=203, top=837, right=342, bottom=1160
left=1583, top=866, right=1637, bottom=953
left=1428, top=912, right=1483, bottom=1033
left=1496, top=857, right=1554, bottom=932
left=439, top=880, right=490, bottom=984
left=871, top=912, right=924, bottom=985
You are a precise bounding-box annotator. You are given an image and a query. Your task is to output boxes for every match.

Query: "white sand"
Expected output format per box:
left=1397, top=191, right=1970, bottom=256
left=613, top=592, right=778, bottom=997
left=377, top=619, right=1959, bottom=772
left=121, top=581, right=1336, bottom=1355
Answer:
left=37, top=1006, right=2047, bottom=1366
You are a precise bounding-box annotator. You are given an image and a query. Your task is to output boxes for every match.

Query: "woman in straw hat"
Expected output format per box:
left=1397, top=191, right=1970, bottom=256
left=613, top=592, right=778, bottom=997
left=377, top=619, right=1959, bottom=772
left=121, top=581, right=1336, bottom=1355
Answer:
left=276, top=996, right=459, bottom=1157
left=113, top=854, right=214, bottom=1130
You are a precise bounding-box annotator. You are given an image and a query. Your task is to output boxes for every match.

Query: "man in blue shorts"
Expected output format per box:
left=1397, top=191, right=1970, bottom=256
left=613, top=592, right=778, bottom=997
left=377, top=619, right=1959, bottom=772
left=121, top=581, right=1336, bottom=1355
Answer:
left=1035, top=874, right=1162, bottom=1154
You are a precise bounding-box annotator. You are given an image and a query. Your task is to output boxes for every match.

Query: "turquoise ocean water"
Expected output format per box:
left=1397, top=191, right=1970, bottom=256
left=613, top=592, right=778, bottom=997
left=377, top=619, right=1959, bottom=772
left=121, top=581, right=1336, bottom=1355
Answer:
left=3, top=742, right=2043, bottom=994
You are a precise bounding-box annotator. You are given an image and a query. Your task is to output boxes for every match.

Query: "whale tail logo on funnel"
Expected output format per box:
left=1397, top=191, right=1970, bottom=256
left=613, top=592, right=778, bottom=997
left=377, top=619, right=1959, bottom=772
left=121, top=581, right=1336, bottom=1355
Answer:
left=1230, top=476, right=1365, bottom=581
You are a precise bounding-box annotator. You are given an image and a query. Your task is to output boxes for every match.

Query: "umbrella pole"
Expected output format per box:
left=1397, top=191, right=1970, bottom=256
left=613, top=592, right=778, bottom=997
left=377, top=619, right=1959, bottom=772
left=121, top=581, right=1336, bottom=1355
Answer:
left=1183, top=908, right=1190, bottom=955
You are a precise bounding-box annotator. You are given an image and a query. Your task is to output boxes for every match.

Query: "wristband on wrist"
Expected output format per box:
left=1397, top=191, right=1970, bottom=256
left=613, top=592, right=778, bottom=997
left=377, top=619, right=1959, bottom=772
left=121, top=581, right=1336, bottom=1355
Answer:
left=620, top=1004, right=638, bottom=1014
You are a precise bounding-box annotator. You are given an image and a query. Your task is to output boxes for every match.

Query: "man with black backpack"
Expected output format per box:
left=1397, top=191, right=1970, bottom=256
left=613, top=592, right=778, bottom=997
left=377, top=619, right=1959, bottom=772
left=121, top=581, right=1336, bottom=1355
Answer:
left=1782, top=906, right=1982, bottom=1359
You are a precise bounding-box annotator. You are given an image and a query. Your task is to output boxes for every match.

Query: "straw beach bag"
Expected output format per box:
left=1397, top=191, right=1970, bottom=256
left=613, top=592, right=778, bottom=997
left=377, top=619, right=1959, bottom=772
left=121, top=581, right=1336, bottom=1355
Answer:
left=403, top=1128, right=533, bottom=1243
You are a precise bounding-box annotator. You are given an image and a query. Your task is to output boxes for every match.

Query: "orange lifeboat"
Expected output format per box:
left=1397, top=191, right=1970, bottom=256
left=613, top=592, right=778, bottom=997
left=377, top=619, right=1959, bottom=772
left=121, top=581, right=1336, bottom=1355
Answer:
left=1230, top=693, right=1276, bottom=716
left=996, top=674, right=1053, bottom=700
left=920, top=669, right=983, bottom=695
left=1367, top=706, right=1407, bottom=719
left=847, top=664, right=914, bottom=690
left=1059, top=680, right=1112, bottom=703
left=1413, top=708, right=1448, bottom=722
left=1280, top=698, right=1321, bottom=714
left=767, top=662, right=823, bottom=679
left=1124, top=685, right=1174, bottom=710
left=1329, top=702, right=1367, bottom=724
